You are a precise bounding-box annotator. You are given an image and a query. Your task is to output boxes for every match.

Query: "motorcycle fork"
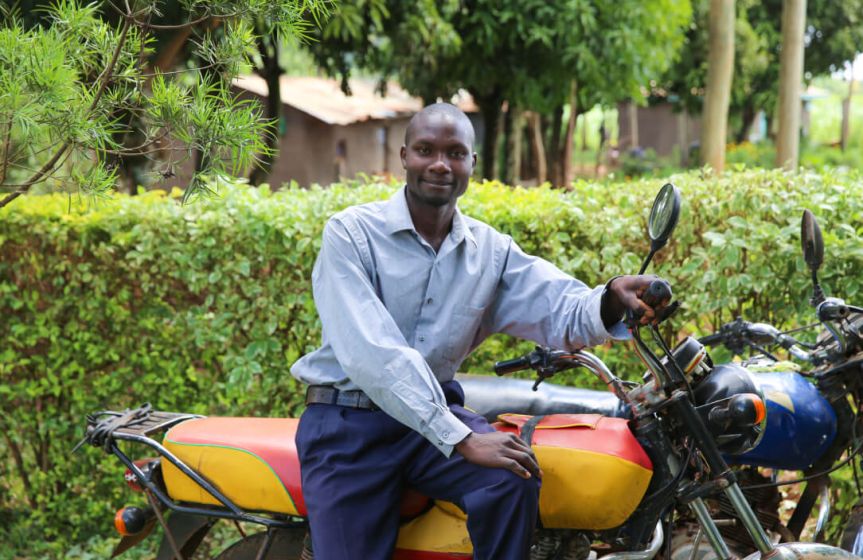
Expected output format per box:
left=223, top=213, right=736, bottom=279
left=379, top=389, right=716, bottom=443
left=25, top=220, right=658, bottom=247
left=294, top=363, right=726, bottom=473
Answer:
left=669, top=394, right=775, bottom=558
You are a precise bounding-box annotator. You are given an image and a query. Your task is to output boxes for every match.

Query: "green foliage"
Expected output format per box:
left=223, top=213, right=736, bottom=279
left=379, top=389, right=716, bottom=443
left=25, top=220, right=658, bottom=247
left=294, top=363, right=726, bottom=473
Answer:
left=4, top=168, right=863, bottom=555
left=727, top=141, right=863, bottom=172
left=309, top=0, right=691, bottom=111
left=0, top=0, right=331, bottom=206
left=660, top=0, right=863, bottom=140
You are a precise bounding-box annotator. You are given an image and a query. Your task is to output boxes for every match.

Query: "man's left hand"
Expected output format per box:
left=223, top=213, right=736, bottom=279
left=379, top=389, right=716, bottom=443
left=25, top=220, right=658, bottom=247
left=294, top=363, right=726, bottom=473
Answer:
left=602, top=275, right=672, bottom=327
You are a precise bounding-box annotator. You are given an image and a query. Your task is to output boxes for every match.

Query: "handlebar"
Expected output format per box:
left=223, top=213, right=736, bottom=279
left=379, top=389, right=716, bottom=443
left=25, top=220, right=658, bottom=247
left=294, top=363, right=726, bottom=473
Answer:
left=698, top=332, right=724, bottom=346
left=643, top=279, right=672, bottom=308
left=494, top=355, right=533, bottom=376
left=699, top=318, right=812, bottom=362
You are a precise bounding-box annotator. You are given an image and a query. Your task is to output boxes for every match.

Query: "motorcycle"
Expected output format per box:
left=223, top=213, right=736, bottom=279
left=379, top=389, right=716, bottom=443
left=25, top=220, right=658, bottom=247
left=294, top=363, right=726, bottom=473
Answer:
left=675, top=209, right=863, bottom=555
left=77, top=185, right=855, bottom=560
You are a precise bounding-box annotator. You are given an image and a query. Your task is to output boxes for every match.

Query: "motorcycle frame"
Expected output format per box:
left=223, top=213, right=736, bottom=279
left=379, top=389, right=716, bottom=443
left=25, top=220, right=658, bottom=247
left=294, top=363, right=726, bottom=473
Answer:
left=90, top=410, right=305, bottom=560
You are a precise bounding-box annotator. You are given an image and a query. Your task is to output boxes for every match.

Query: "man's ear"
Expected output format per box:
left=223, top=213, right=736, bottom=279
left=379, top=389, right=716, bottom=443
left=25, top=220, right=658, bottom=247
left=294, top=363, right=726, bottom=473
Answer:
left=400, top=145, right=407, bottom=169
left=471, top=152, right=477, bottom=169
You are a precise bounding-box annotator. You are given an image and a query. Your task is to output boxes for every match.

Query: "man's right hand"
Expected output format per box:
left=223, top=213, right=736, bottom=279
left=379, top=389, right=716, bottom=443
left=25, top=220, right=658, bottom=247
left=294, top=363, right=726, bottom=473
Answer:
left=455, top=432, right=542, bottom=480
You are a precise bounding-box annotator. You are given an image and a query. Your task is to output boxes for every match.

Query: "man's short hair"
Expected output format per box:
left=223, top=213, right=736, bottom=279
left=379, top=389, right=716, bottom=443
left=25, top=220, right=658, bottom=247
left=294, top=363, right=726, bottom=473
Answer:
left=404, top=103, right=475, bottom=148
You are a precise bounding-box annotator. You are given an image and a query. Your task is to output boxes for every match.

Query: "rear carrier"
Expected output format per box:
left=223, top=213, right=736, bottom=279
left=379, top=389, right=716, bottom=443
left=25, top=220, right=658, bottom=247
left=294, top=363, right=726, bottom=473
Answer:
left=78, top=405, right=305, bottom=529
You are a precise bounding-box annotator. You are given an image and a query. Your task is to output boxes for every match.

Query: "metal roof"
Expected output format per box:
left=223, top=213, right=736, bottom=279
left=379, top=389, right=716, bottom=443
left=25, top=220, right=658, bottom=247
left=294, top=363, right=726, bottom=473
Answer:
left=233, top=75, right=475, bottom=126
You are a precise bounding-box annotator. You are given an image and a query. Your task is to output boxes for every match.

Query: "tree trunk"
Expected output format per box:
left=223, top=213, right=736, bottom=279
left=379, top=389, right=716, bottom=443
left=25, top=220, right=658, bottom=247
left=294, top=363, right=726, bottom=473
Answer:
left=527, top=112, right=547, bottom=183
left=776, top=0, right=807, bottom=170
left=736, top=103, right=756, bottom=144
left=628, top=102, right=639, bottom=150
left=562, top=81, right=578, bottom=186
left=475, top=92, right=503, bottom=180
left=249, top=29, right=282, bottom=186
left=505, top=106, right=523, bottom=185
left=547, top=106, right=564, bottom=186
left=501, top=107, right=512, bottom=182
left=701, top=0, right=735, bottom=173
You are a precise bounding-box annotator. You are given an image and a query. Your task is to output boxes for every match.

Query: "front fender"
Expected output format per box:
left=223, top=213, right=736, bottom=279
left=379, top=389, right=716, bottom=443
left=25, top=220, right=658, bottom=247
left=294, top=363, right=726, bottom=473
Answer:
left=155, top=512, right=215, bottom=560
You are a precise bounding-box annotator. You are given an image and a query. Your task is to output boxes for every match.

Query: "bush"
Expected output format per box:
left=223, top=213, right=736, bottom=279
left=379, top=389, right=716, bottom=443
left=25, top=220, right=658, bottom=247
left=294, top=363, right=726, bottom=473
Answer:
left=3, top=168, right=863, bottom=556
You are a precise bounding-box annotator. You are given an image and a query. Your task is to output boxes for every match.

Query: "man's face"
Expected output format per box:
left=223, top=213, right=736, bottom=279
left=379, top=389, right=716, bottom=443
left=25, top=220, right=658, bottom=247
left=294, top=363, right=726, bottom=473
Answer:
left=401, top=113, right=477, bottom=209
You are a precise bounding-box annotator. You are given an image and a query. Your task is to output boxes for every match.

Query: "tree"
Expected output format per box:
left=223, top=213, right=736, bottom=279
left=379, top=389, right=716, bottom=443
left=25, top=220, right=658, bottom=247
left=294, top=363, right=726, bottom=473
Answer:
left=303, top=0, right=691, bottom=185
left=661, top=0, right=863, bottom=144
left=0, top=0, right=331, bottom=208
left=775, top=0, right=807, bottom=169
left=701, top=0, right=735, bottom=172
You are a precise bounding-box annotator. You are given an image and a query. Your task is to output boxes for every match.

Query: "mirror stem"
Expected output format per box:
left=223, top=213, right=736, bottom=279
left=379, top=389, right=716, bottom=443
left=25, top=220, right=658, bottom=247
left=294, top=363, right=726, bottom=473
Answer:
left=811, top=271, right=825, bottom=307
left=638, top=250, right=655, bottom=276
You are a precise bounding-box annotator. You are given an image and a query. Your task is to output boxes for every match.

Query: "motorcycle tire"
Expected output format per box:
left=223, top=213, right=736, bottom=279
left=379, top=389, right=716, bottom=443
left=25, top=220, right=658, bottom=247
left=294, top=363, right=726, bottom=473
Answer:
left=840, top=502, right=863, bottom=556
left=214, top=527, right=306, bottom=560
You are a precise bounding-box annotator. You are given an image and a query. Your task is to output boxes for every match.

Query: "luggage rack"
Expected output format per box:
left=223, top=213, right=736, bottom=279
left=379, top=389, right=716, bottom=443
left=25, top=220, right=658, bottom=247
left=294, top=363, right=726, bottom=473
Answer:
left=77, top=403, right=300, bottom=530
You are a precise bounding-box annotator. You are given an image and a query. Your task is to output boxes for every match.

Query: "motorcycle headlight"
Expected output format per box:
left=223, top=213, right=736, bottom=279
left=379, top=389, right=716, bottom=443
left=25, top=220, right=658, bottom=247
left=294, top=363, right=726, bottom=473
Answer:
left=692, top=363, right=767, bottom=455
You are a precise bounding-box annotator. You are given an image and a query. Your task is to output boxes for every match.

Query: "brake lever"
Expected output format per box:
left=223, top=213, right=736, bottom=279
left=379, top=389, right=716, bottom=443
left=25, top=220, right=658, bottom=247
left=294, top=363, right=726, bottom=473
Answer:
left=530, top=352, right=578, bottom=391
left=624, top=300, right=680, bottom=329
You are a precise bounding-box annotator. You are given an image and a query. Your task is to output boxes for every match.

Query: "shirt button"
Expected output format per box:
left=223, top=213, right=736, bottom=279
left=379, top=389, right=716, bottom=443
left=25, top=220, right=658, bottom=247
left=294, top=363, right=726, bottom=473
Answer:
left=426, top=298, right=433, bottom=305
left=442, top=431, right=450, bottom=438
left=418, top=335, right=425, bottom=342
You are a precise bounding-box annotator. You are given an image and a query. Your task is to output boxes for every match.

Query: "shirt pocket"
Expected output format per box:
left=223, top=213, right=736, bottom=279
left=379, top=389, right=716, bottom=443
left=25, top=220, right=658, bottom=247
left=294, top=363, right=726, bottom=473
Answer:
left=444, top=305, right=486, bottom=362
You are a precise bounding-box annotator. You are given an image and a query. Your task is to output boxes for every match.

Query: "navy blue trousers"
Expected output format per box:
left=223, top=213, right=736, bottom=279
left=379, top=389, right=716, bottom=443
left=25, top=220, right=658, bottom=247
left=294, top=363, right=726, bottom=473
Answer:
left=295, top=381, right=540, bottom=559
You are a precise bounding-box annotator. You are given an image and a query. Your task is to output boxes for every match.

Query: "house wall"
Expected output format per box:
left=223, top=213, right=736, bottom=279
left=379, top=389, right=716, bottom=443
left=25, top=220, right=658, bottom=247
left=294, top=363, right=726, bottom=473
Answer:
left=269, top=105, right=335, bottom=187
left=617, top=102, right=701, bottom=163
left=150, top=90, right=481, bottom=191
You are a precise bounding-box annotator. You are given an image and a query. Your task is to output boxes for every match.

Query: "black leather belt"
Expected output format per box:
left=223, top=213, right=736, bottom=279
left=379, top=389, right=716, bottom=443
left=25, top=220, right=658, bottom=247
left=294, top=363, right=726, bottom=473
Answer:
left=306, top=385, right=379, bottom=410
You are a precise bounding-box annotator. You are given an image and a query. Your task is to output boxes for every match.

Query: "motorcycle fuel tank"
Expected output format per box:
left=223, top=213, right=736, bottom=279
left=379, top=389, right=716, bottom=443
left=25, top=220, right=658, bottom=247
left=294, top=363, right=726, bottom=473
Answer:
left=731, top=370, right=837, bottom=471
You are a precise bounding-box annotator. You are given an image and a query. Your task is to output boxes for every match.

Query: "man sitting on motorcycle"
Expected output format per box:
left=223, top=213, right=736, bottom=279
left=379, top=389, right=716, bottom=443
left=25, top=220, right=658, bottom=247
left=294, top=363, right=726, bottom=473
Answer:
left=291, top=102, right=671, bottom=560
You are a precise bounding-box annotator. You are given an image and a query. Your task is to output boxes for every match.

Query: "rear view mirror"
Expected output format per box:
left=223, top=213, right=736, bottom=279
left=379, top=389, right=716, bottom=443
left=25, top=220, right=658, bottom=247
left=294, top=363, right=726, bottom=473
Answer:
left=648, top=183, right=681, bottom=252
left=801, top=209, right=824, bottom=273
left=639, top=183, right=681, bottom=274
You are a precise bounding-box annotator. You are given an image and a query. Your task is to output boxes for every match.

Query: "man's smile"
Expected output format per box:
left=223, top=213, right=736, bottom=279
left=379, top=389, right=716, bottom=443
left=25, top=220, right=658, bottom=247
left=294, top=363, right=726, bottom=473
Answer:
left=421, top=179, right=452, bottom=187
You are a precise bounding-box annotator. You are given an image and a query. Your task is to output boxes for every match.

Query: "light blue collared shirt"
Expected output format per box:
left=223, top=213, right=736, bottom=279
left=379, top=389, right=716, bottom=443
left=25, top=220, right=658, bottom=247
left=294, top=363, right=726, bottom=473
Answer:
left=291, top=187, right=625, bottom=456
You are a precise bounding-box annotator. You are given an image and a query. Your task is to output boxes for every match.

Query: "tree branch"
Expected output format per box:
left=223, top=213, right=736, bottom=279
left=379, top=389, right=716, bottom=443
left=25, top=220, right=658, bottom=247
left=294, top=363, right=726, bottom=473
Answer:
left=0, top=118, right=12, bottom=185
left=1, top=17, right=133, bottom=208
left=2, top=431, right=36, bottom=509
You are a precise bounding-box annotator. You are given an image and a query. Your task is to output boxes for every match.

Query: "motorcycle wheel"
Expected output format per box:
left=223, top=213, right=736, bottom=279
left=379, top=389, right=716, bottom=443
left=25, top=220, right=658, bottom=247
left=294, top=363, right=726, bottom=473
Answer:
left=214, top=527, right=306, bottom=560
left=840, top=502, right=863, bottom=556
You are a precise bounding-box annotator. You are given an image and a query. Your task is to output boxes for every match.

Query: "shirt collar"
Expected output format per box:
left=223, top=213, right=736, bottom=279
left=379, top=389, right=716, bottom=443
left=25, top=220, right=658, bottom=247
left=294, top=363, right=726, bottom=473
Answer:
left=384, top=186, right=477, bottom=247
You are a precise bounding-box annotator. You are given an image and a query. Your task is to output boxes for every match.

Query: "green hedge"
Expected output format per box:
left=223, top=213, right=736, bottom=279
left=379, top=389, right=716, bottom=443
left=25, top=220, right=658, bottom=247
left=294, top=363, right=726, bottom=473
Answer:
left=3, top=168, right=863, bottom=556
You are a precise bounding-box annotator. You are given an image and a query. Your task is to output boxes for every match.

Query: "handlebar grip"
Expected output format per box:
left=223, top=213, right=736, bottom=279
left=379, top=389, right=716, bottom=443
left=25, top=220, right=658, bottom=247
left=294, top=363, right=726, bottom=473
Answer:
left=494, top=356, right=531, bottom=376
left=698, top=332, right=725, bottom=346
left=642, top=279, right=672, bottom=308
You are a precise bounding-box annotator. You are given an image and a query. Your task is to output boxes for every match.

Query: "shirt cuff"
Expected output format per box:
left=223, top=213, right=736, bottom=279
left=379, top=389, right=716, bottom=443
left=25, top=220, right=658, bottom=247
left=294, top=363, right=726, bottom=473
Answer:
left=592, top=283, right=631, bottom=342
left=424, top=407, right=473, bottom=457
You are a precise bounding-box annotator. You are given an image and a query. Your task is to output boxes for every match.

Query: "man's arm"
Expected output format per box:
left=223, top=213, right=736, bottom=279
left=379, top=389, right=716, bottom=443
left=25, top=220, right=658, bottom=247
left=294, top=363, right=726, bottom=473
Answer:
left=484, top=239, right=669, bottom=350
left=312, top=218, right=471, bottom=456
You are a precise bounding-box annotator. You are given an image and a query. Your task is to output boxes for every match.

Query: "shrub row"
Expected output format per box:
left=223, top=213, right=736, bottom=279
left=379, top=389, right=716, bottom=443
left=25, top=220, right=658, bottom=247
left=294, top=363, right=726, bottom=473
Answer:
left=2, top=168, right=863, bottom=556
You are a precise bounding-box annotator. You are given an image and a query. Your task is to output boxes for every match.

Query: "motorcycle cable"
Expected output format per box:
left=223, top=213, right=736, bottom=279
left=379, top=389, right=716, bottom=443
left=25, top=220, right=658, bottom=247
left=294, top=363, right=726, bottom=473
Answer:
left=641, top=438, right=696, bottom=503
left=780, top=322, right=822, bottom=337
